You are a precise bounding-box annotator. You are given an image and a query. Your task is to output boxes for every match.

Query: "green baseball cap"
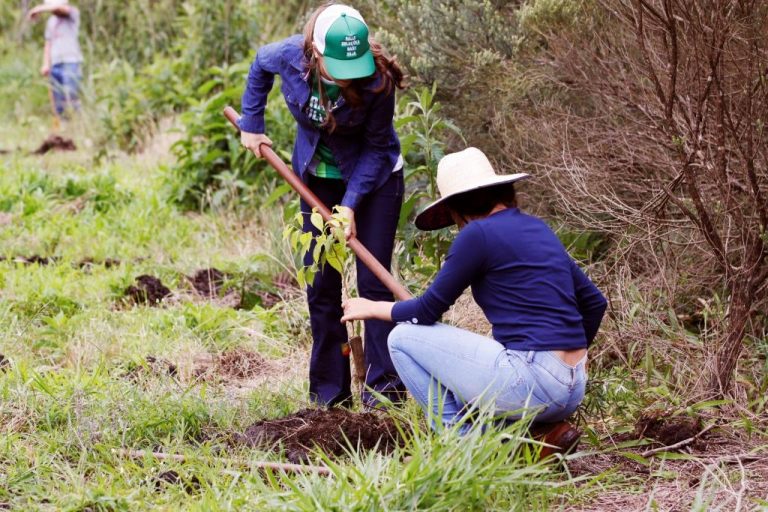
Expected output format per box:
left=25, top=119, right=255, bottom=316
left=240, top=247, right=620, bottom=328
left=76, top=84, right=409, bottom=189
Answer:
left=313, top=5, right=375, bottom=80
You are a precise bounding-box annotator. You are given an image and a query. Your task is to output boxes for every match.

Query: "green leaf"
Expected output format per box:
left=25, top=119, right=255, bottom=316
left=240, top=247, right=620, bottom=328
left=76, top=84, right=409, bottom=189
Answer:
left=264, top=183, right=292, bottom=208
left=299, top=232, right=313, bottom=252
left=310, top=211, right=324, bottom=231
left=327, top=253, right=343, bottom=274
left=617, top=451, right=650, bottom=465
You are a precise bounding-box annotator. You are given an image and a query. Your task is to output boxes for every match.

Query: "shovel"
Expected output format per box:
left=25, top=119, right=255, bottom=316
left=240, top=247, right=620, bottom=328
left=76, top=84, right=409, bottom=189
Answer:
left=223, top=107, right=412, bottom=387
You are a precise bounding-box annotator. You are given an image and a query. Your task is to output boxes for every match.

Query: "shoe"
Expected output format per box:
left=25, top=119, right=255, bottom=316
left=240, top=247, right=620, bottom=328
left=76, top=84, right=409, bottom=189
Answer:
left=531, top=421, right=581, bottom=459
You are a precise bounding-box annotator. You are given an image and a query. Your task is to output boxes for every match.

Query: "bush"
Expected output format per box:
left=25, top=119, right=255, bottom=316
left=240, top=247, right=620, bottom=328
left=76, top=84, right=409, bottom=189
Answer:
left=169, top=60, right=296, bottom=210
left=367, top=0, right=582, bottom=199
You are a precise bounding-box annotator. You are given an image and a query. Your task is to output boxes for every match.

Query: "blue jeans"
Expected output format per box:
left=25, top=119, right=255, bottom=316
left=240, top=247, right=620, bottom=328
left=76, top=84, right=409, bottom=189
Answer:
left=50, top=62, right=82, bottom=116
left=388, top=323, right=587, bottom=432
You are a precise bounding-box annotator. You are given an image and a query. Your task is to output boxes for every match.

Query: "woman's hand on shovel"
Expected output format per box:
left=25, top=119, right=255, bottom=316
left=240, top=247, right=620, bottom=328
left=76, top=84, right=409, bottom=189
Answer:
left=336, top=206, right=357, bottom=240
left=241, top=131, right=272, bottom=158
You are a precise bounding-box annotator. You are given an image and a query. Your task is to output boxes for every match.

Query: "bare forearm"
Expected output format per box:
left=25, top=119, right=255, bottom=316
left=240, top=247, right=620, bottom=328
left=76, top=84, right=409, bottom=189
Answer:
left=341, top=298, right=394, bottom=323
left=43, top=42, right=51, bottom=67
left=368, top=301, right=394, bottom=322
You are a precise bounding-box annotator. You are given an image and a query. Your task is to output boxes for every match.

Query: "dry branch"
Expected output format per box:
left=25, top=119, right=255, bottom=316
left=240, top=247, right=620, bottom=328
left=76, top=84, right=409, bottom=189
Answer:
left=114, top=449, right=332, bottom=476
left=640, top=423, right=716, bottom=457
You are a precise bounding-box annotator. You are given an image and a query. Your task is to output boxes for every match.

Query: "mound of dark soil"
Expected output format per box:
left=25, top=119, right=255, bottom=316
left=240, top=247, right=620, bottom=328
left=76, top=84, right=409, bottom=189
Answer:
left=189, top=268, right=227, bottom=298
left=145, top=356, right=178, bottom=377
left=125, top=275, right=172, bottom=305
left=153, top=470, right=201, bottom=494
left=0, top=354, right=9, bottom=372
left=241, top=408, right=402, bottom=463
left=0, top=255, right=56, bottom=265
left=32, top=135, right=76, bottom=155
left=78, top=257, right=121, bottom=270
left=635, top=412, right=702, bottom=446
left=216, top=348, right=266, bottom=379
left=122, top=356, right=178, bottom=381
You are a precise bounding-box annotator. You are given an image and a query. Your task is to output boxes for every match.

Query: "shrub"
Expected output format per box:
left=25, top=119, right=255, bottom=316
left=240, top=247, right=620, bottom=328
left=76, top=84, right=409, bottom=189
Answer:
left=169, top=60, right=296, bottom=210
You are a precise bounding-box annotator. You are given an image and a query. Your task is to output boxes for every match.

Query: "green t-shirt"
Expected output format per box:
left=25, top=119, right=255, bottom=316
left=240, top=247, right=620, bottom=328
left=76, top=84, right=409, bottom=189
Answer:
left=305, top=75, right=343, bottom=180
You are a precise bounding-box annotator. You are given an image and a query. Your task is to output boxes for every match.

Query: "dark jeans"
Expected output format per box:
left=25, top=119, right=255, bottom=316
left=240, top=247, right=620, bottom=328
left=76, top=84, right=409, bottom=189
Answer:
left=301, top=171, right=406, bottom=407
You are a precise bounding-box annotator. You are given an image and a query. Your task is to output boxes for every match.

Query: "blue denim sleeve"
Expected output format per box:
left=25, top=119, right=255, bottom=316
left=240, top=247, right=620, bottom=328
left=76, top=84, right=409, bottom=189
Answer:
left=340, top=88, right=397, bottom=211
left=240, top=41, right=282, bottom=134
left=392, top=224, right=486, bottom=325
left=570, top=259, right=607, bottom=345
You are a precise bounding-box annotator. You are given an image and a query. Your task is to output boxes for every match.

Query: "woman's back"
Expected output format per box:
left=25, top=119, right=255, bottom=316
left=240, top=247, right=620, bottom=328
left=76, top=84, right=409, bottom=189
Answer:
left=391, top=207, right=606, bottom=351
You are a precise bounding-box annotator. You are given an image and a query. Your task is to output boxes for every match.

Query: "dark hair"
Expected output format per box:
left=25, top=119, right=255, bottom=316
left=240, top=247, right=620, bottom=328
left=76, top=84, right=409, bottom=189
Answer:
left=302, top=2, right=406, bottom=131
left=446, top=183, right=517, bottom=220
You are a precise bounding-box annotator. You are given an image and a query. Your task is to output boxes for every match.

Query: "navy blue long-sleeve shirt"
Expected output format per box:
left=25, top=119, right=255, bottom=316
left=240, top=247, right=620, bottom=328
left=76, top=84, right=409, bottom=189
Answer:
left=240, top=35, right=402, bottom=210
left=391, top=208, right=607, bottom=350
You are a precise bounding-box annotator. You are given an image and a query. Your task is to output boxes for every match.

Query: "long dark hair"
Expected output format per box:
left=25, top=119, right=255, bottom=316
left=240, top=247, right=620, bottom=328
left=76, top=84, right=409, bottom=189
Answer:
left=302, top=2, right=406, bottom=131
left=447, top=184, right=518, bottom=223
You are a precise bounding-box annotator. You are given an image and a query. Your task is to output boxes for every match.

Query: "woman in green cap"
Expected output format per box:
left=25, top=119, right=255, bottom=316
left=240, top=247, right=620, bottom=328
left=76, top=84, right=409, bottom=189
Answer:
left=240, top=3, right=406, bottom=408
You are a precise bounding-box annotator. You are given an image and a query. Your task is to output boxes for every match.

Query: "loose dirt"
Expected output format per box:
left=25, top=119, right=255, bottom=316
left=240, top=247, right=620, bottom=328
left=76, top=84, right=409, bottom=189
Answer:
left=0, top=255, right=56, bottom=265
left=215, top=348, right=266, bottom=380
left=153, top=470, right=201, bottom=494
left=145, top=356, right=178, bottom=377
left=124, top=275, right=172, bottom=306
left=189, top=268, right=227, bottom=298
left=78, top=257, right=121, bottom=270
left=634, top=412, right=702, bottom=446
left=32, top=135, right=77, bottom=155
left=240, top=408, right=403, bottom=463
left=122, top=356, right=178, bottom=381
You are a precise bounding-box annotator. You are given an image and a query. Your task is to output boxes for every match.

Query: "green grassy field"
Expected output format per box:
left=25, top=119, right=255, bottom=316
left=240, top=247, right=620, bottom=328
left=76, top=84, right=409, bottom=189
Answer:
left=1, top=115, right=767, bottom=511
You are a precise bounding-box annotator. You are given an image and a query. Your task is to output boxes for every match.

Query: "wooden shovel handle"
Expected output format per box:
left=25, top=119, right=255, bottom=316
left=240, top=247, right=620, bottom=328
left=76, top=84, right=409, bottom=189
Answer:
left=224, top=106, right=412, bottom=301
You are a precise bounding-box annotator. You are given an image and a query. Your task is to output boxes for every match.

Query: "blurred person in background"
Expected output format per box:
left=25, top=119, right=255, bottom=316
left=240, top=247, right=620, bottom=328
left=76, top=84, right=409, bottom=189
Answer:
left=27, top=0, right=83, bottom=120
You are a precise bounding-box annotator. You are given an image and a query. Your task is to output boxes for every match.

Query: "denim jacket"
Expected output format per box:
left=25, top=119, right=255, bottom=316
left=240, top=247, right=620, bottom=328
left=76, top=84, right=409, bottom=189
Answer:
left=240, top=35, right=401, bottom=210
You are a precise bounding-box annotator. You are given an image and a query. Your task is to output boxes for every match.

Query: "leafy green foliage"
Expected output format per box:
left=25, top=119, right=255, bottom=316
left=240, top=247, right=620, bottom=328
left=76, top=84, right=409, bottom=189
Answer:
left=394, top=85, right=461, bottom=284
left=169, top=61, right=296, bottom=210
left=283, top=208, right=350, bottom=289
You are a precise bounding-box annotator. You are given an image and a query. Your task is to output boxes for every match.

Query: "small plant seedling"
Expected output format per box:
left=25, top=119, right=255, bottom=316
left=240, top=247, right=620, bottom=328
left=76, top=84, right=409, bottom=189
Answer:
left=283, top=207, right=365, bottom=386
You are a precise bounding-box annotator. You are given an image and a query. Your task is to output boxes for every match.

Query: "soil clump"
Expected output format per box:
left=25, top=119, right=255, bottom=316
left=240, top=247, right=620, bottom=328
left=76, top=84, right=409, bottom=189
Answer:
left=79, top=257, right=121, bottom=270
left=216, top=348, right=266, bottom=380
left=123, top=356, right=178, bottom=381
left=634, top=412, right=702, bottom=447
left=153, top=470, right=201, bottom=494
left=32, top=135, right=77, bottom=155
left=0, top=255, right=56, bottom=265
left=193, top=348, right=267, bottom=381
left=125, top=275, right=172, bottom=305
left=32, top=135, right=76, bottom=155
left=145, top=356, right=178, bottom=377
left=241, top=408, right=402, bottom=463
left=189, top=268, right=227, bottom=298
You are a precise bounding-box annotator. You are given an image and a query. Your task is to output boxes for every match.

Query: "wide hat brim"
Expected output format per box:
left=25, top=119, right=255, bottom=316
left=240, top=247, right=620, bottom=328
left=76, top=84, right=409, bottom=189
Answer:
left=324, top=50, right=376, bottom=80
left=414, top=174, right=531, bottom=231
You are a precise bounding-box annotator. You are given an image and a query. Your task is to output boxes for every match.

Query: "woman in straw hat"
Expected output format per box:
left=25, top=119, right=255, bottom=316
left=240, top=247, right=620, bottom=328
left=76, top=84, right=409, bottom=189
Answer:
left=27, top=0, right=83, bottom=118
left=240, top=3, right=406, bottom=409
left=342, top=147, right=607, bottom=454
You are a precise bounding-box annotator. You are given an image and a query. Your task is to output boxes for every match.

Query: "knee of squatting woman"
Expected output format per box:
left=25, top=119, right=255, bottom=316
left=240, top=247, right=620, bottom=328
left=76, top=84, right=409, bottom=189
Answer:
left=342, top=147, right=608, bottom=452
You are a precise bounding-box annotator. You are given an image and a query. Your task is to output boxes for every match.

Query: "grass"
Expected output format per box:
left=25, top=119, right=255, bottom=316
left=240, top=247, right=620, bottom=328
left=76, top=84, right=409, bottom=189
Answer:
left=1, top=107, right=767, bottom=510
left=0, top=121, right=577, bottom=511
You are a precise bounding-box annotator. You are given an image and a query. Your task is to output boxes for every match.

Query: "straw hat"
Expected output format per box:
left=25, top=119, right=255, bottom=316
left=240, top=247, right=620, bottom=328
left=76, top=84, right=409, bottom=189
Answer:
left=414, top=147, right=530, bottom=231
